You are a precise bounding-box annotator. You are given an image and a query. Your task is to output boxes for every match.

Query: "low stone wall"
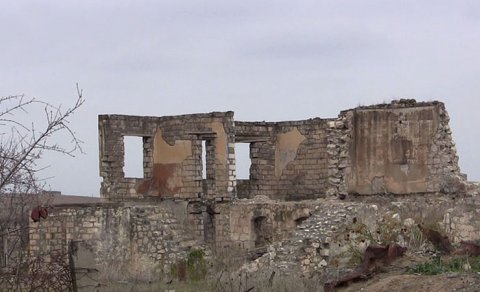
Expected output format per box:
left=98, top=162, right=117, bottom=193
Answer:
left=28, top=192, right=480, bottom=284
left=29, top=202, right=203, bottom=278
left=29, top=198, right=317, bottom=278
left=212, top=197, right=313, bottom=253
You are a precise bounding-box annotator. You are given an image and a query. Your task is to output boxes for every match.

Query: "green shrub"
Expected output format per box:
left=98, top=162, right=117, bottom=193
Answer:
left=186, top=250, right=207, bottom=281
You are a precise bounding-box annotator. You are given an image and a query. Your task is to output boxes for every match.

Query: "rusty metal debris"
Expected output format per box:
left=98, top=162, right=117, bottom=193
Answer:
left=324, top=244, right=407, bottom=291
left=30, top=206, right=49, bottom=222
left=418, top=224, right=453, bottom=254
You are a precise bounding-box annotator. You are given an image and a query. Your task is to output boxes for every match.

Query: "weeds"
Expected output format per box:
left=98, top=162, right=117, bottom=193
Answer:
left=346, top=244, right=364, bottom=267
left=186, top=250, right=207, bottom=281
left=405, top=224, right=427, bottom=250
left=375, top=215, right=402, bottom=244
left=170, top=249, right=207, bottom=282
left=408, top=256, right=480, bottom=275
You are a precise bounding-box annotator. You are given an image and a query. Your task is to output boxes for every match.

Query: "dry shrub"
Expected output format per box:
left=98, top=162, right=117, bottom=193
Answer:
left=97, top=252, right=161, bottom=283
left=213, top=266, right=324, bottom=292
left=0, top=250, right=73, bottom=291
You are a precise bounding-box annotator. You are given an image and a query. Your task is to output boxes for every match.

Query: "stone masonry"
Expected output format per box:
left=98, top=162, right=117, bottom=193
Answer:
left=99, top=99, right=466, bottom=200
left=98, top=112, right=235, bottom=200
left=28, top=99, right=472, bottom=283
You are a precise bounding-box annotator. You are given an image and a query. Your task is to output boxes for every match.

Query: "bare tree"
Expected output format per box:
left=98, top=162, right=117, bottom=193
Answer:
left=0, top=85, right=84, bottom=194
left=0, top=85, right=84, bottom=289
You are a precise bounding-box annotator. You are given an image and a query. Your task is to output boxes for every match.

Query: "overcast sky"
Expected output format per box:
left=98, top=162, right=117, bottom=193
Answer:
left=1, top=0, right=479, bottom=196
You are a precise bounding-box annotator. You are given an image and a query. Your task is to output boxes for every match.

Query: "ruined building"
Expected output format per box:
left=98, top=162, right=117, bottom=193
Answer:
left=99, top=99, right=463, bottom=200
left=28, top=99, right=471, bottom=281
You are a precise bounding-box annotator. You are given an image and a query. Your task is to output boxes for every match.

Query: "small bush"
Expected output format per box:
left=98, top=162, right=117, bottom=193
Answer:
left=374, top=214, right=405, bottom=245
left=408, top=257, right=445, bottom=275
left=171, top=250, right=207, bottom=282
left=186, top=250, right=207, bottom=281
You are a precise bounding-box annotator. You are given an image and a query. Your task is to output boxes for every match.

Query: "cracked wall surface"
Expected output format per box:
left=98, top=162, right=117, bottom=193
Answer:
left=345, top=100, right=464, bottom=195
left=350, top=105, right=437, bottom=194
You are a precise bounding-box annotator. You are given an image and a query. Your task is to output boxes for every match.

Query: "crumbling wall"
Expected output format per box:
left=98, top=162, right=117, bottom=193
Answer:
left=426, top=104, right=465, bottom=193
left=235, top=119, right=331, bottom=200
left=344, top=100, right=465, bottom=195
left=29, top=202, right=202, bottom=276
left=236, top=194, right=480, bottom=280
left=326, top=111, right=354, bottom=197
left=99, top=112, right=235, bottom=200
left=236, top=99, right=465, bottom=199
left=98, top=99, right=466, bottom=200
left=211, top=198, right=312, bottom=254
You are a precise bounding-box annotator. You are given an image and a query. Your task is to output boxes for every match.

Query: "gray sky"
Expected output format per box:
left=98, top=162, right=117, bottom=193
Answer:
left=1, top=0, right=479, bottom=196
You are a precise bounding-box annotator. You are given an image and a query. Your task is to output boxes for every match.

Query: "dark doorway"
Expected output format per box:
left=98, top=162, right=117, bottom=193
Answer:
left=253, top=216, right=272, bottom=247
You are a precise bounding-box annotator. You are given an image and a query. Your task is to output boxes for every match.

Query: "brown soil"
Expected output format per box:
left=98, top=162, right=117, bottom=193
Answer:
left=337, top=253, right=480, bottom=292
left=341, top=273, right=480, bottom=292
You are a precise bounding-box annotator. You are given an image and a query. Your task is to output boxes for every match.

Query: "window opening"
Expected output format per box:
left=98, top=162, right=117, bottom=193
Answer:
left=202, top=140, right=207, bottom=179
left=235, top=143, right=251, bottom=179
left=124, top=136, right=144, bottom=178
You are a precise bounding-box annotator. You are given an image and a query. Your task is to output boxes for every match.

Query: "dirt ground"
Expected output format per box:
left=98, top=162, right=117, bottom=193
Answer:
left=92, top=253, right=480, bottom=291
left=337, top=253, right=480, bottom=292
left=341, top=273, right=480, bottom=292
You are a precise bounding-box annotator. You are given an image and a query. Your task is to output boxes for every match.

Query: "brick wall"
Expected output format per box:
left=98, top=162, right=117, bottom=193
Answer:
left=235, top=119, right=331, bottom=200
left=98, top=100, right=466, bottom=201
left=99, top=112, right=235, bottom=201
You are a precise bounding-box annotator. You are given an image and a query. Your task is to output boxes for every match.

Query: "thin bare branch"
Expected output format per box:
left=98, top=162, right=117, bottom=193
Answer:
left=0, top=86, right=85, bottom=278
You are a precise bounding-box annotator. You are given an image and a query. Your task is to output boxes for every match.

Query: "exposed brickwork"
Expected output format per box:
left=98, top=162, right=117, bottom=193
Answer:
left=426, top=103, right=465, bottom=192
left=99, top=99, right=466, bottom=202
left=235, top=120, right=330, bottom=200
left=99, top=112, right=235, bottom=200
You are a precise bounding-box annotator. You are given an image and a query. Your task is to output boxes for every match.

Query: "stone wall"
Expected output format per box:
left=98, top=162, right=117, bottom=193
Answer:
left=333, top=100, right=465, bottom=195
left=99, top=112, right=236, bottom=200
left=28, top=194, right=480, bottom=282
left=28, top=198, right=317, bottom=276
left=326, top=110, right=354, bottom=197
left=238, top=194, right=480, bottom=279
left=99, top=99, right=465, bottom=201
left=29, top=202, right=202, bottom=275
left=235, top=119, right=331, bottom=200
left=211, top=198, right=313, bottom=254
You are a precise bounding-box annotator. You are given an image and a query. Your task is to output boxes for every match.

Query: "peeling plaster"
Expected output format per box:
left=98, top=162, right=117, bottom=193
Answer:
left=137, top=129, right=193, bottom=196
left=275, top=128, right=306, bottom=177
left=153, top=129, right=192, bottom=164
